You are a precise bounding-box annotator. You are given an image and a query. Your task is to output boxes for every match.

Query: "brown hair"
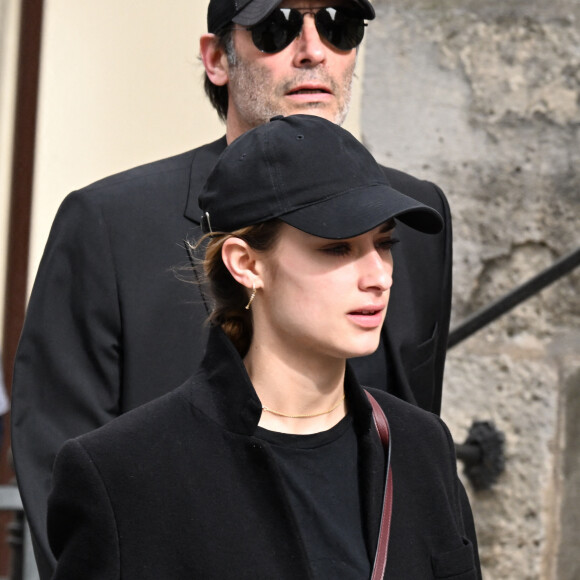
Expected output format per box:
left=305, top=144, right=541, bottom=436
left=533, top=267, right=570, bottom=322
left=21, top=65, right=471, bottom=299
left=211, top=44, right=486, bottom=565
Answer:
left=202, top=220, right=282, bottom=355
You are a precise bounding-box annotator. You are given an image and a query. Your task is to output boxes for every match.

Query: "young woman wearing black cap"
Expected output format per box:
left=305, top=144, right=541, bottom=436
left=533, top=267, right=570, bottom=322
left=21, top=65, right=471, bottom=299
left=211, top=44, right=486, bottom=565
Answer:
left=47, top=115, right=481, bottom=579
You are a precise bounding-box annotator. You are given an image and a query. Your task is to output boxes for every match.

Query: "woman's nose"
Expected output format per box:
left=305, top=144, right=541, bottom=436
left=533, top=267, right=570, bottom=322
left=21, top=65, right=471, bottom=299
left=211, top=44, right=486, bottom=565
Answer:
left=358, top=251, right=393, bottom=292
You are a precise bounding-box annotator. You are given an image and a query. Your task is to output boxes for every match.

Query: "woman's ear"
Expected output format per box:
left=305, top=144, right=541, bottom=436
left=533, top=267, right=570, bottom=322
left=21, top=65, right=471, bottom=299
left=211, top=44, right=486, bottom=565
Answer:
left=221, top=238, right=262, bottom=290
left=200, top=33, right=229, bottom=87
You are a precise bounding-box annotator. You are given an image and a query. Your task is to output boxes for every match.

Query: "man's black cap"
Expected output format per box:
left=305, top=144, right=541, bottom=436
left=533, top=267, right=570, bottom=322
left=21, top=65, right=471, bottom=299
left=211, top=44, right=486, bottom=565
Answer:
left=207, top=0, right=376, bottom=34
left=199, top=115, right=443, bottom=240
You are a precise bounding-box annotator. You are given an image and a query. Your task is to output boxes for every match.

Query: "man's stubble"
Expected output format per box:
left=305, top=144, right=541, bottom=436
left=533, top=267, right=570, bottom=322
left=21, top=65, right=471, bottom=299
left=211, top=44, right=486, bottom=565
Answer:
left=226, top=45, right=355, bottom=129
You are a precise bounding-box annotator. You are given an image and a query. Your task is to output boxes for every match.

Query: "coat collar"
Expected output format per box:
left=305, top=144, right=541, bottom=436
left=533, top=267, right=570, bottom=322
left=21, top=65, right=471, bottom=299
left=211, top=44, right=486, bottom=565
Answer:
left=182, top=325, right=377, bottom=438
left=180, top=325, right=386, bottom=561
left=184, top=136, right=228, bottom=223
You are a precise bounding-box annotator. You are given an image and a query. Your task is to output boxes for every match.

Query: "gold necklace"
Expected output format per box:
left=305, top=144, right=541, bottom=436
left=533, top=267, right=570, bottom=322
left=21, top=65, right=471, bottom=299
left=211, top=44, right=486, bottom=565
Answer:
left=261, top=394, right=346, bottom=419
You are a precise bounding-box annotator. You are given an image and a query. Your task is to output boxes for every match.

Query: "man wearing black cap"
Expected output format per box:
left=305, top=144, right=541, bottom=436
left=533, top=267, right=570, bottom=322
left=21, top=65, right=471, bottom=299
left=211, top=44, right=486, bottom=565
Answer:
left=11, top=1, right=452, bottom=578
left=202, top=0, right=375, bottom=138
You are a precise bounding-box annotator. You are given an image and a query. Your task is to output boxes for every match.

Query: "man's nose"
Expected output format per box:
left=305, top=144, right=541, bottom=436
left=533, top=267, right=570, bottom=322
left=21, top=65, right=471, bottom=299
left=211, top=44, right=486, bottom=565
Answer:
left=292, top=14, right=327, bottom=67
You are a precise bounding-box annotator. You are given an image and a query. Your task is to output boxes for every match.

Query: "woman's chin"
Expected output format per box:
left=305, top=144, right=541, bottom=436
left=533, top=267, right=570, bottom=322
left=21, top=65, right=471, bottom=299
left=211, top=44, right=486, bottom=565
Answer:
left=343, top=340, right=382, bottom=360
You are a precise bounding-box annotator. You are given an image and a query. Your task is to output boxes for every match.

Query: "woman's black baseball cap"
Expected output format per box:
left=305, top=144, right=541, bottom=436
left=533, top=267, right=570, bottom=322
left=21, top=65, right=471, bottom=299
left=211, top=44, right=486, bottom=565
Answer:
left=199, top=115, right=443, bottom=240
left=208, top=0, right=375, bottom=33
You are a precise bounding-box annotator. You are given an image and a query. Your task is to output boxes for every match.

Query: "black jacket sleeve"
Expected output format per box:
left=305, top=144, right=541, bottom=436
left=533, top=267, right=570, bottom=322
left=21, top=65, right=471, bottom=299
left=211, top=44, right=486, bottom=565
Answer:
left=382, top=169, right=453, bottom=415
left=48, top=439, right=120, bottom=580
left=11, top=190, right=123, bottom=578
left=437, top=416, right=482, bottom=580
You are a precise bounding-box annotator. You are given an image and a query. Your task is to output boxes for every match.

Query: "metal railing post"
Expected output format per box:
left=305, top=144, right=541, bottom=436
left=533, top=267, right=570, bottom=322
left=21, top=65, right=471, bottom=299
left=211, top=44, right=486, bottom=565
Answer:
left=448, top=246, right=580, bottom=489
left=0, top=486, right=39, bottom=580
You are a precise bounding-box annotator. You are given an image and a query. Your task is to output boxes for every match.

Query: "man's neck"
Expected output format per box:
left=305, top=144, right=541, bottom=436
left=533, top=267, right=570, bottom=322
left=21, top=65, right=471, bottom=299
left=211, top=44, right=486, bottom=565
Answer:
left=225, top=116, right=254, bottom=144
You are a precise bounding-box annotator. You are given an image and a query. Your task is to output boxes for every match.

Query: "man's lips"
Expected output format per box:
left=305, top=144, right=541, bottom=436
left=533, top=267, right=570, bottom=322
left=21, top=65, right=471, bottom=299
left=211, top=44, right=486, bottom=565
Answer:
left=286, top=84, right=332, bottom=96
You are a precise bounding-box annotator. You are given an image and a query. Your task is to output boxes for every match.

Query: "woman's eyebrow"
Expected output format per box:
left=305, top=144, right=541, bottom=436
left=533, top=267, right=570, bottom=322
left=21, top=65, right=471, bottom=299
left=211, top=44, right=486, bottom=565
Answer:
left=379, top=220, right=396, bottom=233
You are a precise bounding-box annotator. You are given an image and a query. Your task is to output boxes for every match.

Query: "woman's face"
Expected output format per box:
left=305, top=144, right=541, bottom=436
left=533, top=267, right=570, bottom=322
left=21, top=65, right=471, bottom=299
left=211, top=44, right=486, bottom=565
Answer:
left=253, top=221, right=395, bottom=363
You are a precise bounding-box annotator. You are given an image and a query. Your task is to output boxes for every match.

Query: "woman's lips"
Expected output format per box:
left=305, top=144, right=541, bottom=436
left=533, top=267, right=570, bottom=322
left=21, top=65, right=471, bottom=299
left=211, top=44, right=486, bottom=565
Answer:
left=346, top=307, right=385, bottom=329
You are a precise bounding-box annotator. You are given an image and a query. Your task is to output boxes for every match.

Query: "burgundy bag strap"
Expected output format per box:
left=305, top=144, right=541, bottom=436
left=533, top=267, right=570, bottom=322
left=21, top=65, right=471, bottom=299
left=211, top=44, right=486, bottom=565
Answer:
left=365, top=391, right=394, bottom=580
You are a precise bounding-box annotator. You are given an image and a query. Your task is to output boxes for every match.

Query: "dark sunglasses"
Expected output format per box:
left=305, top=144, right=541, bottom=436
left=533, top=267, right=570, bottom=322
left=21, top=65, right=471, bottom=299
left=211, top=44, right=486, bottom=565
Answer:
left=238, top=7, right=366, bottom=54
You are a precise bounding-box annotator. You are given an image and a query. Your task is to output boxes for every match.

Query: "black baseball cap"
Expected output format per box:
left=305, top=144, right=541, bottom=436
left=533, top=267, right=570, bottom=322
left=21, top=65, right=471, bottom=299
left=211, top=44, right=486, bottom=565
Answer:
left=207, top=0, right=375, bottom=33
left=199, top=115, right=443, bottom=240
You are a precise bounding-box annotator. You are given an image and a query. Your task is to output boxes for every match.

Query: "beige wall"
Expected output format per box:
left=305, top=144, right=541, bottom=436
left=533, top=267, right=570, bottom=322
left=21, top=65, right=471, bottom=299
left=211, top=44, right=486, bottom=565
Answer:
left=0, top=0, right=21, bottom=352
left=1, top=0, right=365, bottom=357
left=29, top=0, right=221, bottom=290
left=25, top=0, right=363, bottom=296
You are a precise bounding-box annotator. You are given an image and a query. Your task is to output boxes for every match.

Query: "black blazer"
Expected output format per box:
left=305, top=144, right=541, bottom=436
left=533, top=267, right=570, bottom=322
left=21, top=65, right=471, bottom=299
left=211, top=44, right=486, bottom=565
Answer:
left=48, top=327, right=478, bottom=580
left=12, top=137, right=452, bottom=578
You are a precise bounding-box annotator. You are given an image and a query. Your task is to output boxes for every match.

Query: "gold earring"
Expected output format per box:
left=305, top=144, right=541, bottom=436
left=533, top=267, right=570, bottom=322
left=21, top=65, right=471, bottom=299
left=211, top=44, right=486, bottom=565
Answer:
left=245, top=282, right=257, bottom=310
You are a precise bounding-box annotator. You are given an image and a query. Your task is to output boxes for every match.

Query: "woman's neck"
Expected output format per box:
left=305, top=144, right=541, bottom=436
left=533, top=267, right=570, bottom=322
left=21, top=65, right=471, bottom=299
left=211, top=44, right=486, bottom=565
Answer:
left=244, top=340, right=347, bottom=435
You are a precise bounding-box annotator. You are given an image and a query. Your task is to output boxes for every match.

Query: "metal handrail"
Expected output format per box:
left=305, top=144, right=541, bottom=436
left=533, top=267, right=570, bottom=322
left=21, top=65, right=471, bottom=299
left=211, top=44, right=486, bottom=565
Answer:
left=448, top=247, right=580, bottom=349
left=451, top=246, right=580, bottom=489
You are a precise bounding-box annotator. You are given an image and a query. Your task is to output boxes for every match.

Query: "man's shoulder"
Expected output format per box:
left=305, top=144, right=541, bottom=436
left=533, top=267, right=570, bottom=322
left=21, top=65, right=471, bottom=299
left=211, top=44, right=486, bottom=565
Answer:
left=58, top=150, right=195, bottom=220
left=379, top=164, right=448, bottom=212
left=50, top=155, right=189, bottom=230
left=85, top=149, right=198, bottom=192
left=56, top=137, right=226, bottom=221
left=85, top=137, right=226, bottom=195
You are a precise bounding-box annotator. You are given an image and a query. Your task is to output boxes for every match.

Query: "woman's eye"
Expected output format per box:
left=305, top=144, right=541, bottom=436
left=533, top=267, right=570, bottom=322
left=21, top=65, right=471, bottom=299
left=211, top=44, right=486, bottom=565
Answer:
left=321, top=244, right=351, bottom=256
left=377, top=238, right=399, bottom=251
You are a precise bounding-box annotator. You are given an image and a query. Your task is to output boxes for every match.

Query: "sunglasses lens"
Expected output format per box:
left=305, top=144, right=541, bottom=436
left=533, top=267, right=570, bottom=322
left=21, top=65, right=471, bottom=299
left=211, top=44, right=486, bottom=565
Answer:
left=251, top=9, right=303, bottom=53
left=249, top=8, right=365, bottom=54
left=316, top=8, right=365, bottom=51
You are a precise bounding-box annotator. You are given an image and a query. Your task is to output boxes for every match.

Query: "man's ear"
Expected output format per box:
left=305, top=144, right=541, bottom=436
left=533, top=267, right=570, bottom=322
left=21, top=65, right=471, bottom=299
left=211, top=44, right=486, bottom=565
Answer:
left=221, top=237, right=263, bottom=291
left=200, top=33, right=229, bottom=87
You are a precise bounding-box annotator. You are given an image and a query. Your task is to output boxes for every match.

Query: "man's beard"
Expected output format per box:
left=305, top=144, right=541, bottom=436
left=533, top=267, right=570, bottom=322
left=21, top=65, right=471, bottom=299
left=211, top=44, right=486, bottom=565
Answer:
left=226, top=51, right=354, bottom=130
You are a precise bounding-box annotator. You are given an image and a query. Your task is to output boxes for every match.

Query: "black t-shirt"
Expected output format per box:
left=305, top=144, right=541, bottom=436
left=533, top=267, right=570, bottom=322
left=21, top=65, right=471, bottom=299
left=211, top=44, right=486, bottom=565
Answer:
left=255, top=415, right=371, bottom=579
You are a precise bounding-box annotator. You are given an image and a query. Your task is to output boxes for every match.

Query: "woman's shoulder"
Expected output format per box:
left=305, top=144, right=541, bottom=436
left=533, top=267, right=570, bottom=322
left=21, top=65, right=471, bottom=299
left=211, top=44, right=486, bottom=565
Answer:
left=365, top=387, right=453, bottom=447
left=70, top=375, right=203, bottom=457
left=364, top=388, right=461, bottom=495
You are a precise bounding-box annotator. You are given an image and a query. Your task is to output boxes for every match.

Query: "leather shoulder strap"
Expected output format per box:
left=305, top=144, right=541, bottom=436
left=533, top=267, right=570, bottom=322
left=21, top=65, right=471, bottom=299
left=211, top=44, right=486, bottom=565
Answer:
left=365, top=390, right=394, bottom=580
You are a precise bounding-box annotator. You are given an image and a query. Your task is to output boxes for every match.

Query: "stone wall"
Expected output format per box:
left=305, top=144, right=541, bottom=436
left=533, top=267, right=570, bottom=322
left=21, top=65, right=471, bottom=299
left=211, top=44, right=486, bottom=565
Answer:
left=362, top=1, right=580, bottom=578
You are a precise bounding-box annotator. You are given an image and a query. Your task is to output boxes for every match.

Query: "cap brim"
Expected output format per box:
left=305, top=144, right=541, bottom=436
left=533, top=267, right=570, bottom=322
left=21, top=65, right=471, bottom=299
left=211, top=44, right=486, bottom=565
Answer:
left=233, top=0, right=375, bottom=27
left=232, top=0, right=280, bottom=27
left=279, top=184, right=443, bottom=239
left=350, top=0, right=375, bottom=20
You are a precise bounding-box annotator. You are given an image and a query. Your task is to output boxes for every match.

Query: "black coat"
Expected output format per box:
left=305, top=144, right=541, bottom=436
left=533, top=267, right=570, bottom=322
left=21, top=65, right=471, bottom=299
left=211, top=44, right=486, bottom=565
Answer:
left=48, top=327, right=479, bottom=580
left=11, top=137, right=452, bottom=578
